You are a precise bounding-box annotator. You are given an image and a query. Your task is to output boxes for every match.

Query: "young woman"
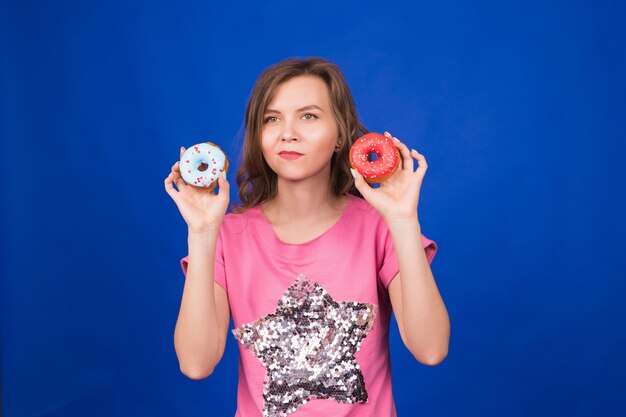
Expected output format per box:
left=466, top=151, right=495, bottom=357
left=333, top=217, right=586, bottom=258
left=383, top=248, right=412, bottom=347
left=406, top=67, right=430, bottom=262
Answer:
left=165, top=56, right=450, bottom=417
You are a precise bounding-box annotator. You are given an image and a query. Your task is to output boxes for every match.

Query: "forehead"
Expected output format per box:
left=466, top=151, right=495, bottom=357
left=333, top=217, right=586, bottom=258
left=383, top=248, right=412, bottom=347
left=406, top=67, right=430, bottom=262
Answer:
left=267, top=75, right=330, bottom=109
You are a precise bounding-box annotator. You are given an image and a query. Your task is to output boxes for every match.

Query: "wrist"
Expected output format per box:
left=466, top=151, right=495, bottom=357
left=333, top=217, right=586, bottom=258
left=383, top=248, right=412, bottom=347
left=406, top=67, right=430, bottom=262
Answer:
left=188, top=226, right=220, bottom=242
left=385, top=216, right=421, bottom=232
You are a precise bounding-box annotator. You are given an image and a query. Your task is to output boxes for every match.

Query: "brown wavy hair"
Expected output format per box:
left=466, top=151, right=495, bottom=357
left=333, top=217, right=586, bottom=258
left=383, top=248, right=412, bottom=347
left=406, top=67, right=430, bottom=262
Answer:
left=230, top=56, right=369, bottom=214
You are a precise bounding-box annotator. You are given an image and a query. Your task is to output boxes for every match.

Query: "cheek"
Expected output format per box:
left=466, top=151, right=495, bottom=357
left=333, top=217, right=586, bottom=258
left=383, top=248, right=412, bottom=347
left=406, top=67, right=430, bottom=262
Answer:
left=319, top=121, right=339, bottom=141
left=317, top=129, right=339, bottom=150
left=260, top=138, right=278, bottom=163
left=306, top=121, right=335, bottom=139
left=260, top=147, right=273, bottom=165
left=260, top=132, right=273, bottom=153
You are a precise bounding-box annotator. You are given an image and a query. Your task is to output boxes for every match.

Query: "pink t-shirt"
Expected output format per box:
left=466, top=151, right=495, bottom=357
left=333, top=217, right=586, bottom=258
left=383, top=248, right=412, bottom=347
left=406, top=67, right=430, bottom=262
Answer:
left=180, top=193, right=438, bottom=417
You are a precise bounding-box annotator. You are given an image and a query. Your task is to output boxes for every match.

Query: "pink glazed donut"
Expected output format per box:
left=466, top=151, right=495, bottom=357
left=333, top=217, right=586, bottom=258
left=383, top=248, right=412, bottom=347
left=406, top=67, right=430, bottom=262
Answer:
left=349, top=132, right=400, bottom=184
left=180, top=142, right=229, bottom=190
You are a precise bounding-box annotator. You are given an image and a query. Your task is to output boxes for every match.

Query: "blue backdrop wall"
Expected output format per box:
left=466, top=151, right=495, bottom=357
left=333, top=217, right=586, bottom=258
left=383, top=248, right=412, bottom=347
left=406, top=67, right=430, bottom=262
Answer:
left=1, top=0, right=625, bottom=416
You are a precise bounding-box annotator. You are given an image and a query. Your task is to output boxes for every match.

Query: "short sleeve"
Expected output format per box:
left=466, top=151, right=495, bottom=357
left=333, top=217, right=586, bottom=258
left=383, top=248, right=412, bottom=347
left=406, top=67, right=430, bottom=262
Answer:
left=378, top=227, right=439, bottom=289
left=179, top=230, right=228, bottom=292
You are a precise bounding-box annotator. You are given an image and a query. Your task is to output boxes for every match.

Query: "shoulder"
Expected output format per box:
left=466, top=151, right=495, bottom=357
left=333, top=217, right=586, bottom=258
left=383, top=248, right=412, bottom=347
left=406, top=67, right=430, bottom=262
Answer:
left=344, top=194, right=391, bottom=243
left=346, top=193, right=372, bottom=214
left=347, top=194, right=386, bottom=225
left=346, top=195, right=438, bottom=262
left=220, top=205, right=260, bottom=235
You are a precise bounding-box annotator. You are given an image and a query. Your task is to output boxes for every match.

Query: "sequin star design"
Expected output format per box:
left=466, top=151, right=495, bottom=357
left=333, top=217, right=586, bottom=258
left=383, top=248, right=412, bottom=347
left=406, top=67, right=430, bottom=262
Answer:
left=232, top=274, right=378, bottom=417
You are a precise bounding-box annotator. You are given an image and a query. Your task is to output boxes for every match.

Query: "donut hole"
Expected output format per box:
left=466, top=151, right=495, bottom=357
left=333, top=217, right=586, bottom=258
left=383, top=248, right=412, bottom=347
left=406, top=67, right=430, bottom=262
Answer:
left=197, top=162, right=209, bottom=172
left=367, top=152, right=379, bottom=162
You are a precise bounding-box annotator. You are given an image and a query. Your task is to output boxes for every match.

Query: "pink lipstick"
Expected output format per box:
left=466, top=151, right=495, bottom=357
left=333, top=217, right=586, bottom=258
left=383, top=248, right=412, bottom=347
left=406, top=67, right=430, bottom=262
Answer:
left=279, top=151, right=303, bottom=160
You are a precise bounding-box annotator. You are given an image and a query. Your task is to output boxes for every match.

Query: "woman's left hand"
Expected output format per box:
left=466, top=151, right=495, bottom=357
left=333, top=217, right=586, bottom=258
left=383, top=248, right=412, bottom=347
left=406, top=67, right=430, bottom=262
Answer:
left=351, top=131, right=428, bottom=223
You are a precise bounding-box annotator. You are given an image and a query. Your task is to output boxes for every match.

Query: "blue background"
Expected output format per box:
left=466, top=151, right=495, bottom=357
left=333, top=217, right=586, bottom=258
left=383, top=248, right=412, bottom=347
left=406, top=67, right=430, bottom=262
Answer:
left=1, top=0, right=625, bottom=416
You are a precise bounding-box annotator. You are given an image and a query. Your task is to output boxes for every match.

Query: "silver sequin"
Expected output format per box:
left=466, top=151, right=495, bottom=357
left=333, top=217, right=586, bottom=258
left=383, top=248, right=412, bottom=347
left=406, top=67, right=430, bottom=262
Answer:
left=232, top=274, right=378, bottom=417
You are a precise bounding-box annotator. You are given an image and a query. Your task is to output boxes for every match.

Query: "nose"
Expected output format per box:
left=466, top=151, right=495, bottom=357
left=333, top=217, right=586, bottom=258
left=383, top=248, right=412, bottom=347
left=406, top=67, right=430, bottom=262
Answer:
left=280, top=119, right=300, bottom=142
left=282, top=135, right=299, bottom=143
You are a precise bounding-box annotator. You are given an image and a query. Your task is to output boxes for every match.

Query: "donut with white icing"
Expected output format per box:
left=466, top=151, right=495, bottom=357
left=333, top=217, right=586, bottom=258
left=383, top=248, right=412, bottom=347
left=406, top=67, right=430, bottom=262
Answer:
left=349, top=132, right=400, bottom=184
left=180, top=142, right=229, bottom=190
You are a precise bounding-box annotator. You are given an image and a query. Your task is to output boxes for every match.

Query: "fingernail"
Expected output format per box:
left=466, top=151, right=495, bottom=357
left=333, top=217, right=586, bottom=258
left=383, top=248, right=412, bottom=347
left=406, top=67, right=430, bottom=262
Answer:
left=350, top=168, right=356, bottom=179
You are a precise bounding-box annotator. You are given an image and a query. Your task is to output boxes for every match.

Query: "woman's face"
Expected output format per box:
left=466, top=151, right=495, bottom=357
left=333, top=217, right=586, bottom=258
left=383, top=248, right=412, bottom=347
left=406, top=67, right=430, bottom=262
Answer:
left=260, top=75, right=339, bottom=185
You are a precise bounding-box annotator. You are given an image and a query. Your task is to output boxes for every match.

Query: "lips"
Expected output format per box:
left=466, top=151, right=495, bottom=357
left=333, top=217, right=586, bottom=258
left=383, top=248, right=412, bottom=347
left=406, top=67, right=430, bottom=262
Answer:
left=279, top=151, right=303, bottom=160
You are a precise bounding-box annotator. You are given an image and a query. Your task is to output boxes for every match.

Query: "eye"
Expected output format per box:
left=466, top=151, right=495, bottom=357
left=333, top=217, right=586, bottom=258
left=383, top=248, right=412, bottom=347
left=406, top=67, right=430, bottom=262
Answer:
left=303, top=113, right=318, bottom=120
left=264, top=116, right=278, bottom=123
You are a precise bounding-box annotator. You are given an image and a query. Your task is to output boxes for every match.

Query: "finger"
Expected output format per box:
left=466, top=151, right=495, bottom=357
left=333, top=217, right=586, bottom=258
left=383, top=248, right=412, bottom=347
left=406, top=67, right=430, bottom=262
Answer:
left=393, top=137, right=414, bottom=172
left=173, top=175, right=186, bottom=191
left=172, top=162, right=187, bottom=189
left=216, top=171, right=230, bottom=197
left=218, top=171, right=229, bottom=187
left=350, top=167, right=373, bottom=200
left=172, top=161, right=189, bottom=188
left=410, top=149, right=428, bottom=176
left=384, top=131, right=392, bottom=138
left=164, top=173, right=180, bottom=201
left=180, top=146, right=186, bottom=158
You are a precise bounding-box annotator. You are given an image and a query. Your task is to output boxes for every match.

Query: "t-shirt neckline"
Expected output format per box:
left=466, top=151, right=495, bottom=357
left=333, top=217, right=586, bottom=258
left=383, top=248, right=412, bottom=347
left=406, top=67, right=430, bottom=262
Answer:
left=252, top=194, right=356, bottom=258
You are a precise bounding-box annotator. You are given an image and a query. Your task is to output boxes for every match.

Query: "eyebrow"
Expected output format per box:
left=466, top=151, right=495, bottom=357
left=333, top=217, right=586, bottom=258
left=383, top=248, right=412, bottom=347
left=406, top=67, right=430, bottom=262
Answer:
left=264, top=105, right=325, bottom=114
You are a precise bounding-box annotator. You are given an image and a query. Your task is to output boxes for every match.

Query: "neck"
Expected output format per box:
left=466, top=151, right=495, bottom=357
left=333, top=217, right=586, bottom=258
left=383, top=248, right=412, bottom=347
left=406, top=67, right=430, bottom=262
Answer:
left=262, top=176, right=346, bottom=225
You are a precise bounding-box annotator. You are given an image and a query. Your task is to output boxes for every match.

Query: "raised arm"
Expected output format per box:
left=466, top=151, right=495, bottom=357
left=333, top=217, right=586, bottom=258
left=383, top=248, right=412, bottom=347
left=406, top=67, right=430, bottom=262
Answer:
left=164, top=146, right=231, bottom=379
left=174, top=229, right=231, bottom=379
left=349, top=132, right=450, bottom=365
left=387, top=221, right=449, bottom=366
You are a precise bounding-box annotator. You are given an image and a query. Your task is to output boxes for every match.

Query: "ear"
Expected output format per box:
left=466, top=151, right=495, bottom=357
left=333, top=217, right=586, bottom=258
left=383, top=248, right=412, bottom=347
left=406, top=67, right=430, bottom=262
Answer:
left=334, top=137, right=342, bottom=151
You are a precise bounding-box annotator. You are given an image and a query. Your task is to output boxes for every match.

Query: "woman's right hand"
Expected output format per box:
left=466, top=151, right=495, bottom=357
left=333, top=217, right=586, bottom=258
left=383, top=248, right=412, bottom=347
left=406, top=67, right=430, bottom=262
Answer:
left=164, top=147, right=230, bottom=234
